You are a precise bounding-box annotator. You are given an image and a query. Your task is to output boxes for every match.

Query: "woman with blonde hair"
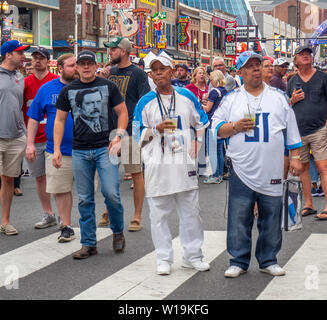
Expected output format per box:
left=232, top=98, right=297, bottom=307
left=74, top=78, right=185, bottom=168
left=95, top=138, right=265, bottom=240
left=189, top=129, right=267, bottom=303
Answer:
left=186, top=66, right=208, bottom=106
left=203, top=70, right=227, bottom=184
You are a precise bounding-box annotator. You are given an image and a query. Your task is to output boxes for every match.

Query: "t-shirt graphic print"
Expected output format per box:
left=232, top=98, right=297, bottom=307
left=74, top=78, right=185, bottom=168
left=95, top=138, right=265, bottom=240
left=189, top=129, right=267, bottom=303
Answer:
left=67, top=85, right=109, bottom=135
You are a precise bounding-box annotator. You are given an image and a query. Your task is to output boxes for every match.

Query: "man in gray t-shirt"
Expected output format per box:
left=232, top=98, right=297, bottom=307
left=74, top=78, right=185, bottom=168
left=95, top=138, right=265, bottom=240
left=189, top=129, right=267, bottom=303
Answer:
left=287, top=45, right=327, bottom=220
left=0, top=40, right=30, bottom=236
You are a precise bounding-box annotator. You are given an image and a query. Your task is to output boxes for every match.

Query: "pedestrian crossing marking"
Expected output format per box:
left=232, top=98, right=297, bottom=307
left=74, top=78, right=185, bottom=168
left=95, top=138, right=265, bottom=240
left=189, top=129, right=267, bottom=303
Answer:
left=257, top=234, right=327, bottom=300
left=0, top=228, right=112, bottom=288
left=72, top=231, right=227, bottom=300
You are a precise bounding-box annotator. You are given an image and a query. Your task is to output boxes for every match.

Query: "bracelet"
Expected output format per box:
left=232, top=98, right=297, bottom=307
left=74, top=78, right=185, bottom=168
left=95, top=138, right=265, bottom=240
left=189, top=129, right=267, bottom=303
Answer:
left=232, top=122, right=238, bottom=134
left=152, top=125, right=159, bottom=137
left=291, top=155, right=301, bottom=160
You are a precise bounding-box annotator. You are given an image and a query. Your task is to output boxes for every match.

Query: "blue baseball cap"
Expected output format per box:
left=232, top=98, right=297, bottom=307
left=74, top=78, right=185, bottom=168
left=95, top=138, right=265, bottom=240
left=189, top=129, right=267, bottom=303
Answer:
left=1, top=40, right=30, bottom=57
left=236, top=51, right=262, bottom=70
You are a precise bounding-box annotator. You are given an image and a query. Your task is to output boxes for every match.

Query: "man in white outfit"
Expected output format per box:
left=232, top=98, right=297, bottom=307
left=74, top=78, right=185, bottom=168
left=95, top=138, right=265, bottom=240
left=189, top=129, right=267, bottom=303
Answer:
left=133, top=56, right=210, bottom=275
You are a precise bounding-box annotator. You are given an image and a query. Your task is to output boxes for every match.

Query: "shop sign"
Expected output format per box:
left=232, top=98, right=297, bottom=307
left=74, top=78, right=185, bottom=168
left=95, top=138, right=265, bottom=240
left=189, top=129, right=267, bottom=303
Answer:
left=274, top=34, right=281, bottom=52
left=177, top=16, right=190, bottom=46
left=157, top=35, right=167, bottom=49
left=17, top=0, right=59, bottom=9
left=80, top=40, right=98, bottom=48
left=201, top=57, right=210, bottom=65
left=11, top=29, right=34, bottom=45
left=133, top=8, right=151, bottom=49
left=99, top=0, right=134, bottom=10
left=225, top=21, right=237, bottom=56
left=140, top=0, right=156, bottom=6
left=153, top=12, right=167, bottom=49
left=236, top=26, right=256, bottom=40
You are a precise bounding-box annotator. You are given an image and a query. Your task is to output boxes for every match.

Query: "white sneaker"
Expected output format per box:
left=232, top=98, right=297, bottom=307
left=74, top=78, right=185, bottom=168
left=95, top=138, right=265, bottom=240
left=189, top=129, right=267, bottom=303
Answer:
left=157, top=261, right=171, bottom=275
left=182, top=258, right=210, bottom=271
left=260, top=264, right=286, bottom=276
left=224, top=265, right=247, bottom=278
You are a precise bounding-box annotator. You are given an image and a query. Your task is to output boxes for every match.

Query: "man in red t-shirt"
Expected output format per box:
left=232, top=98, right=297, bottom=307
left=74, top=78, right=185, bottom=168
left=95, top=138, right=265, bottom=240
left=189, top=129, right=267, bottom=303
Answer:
left=23, top=47, right=59, bottom=229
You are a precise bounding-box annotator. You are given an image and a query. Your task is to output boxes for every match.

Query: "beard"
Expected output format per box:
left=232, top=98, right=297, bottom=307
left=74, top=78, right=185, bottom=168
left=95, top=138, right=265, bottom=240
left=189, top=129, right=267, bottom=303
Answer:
left=110, top=55, right=122, bottom=65
left=62, top=70, right=79, bottom=82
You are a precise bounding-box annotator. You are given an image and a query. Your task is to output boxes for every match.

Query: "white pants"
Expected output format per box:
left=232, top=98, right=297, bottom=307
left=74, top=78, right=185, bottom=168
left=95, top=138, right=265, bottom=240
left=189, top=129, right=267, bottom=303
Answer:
left=147, top=189, right=204, bottom=265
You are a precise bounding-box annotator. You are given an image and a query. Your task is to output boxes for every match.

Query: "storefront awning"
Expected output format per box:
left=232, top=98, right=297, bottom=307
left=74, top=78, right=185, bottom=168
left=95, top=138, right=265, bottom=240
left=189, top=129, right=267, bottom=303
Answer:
left=162, top=49, right=192, bottom=61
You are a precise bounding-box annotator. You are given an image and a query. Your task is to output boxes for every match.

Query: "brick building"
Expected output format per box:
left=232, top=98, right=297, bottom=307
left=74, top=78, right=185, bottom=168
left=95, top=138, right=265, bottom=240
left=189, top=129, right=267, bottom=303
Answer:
left=250, top=0, right=327, bottom=34
left=52, top=0, right=104, bottom=60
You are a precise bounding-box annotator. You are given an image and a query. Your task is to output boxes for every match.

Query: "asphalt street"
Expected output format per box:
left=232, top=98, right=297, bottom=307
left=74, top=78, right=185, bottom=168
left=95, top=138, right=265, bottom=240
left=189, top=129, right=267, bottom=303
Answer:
left=0, top=168, right=326, bottom=302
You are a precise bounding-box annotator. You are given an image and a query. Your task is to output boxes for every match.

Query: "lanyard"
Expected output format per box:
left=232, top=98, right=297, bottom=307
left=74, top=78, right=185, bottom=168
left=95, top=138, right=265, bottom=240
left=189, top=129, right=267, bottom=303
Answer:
left=156, top=88, right=176, bottom=120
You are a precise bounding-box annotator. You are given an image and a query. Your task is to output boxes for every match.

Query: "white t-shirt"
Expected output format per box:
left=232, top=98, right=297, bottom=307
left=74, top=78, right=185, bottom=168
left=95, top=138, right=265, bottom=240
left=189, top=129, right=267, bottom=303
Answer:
left=211, top=83, right=302, bottom=196
left=133, top=87, right=209, bottom=197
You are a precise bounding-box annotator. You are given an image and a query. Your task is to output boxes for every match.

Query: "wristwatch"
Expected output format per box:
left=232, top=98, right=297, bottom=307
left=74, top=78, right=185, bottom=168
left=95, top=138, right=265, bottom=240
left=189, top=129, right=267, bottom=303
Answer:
left=115, top=132, right=124, bottom=140
left=291, top=155, right=301, bottom=160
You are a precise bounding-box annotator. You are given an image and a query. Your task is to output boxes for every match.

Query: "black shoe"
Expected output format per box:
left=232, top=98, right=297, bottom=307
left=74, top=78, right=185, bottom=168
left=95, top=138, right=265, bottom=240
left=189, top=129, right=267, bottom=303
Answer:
left=113, top=232, right=125, bottom=253
left=58, top=226, right=76, bottom=243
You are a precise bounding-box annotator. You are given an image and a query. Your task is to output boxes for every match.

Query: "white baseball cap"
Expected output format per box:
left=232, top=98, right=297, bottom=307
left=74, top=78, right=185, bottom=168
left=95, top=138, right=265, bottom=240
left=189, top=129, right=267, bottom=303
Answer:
left=149, top=56, right=173, bottom=69
left=273, top=58, right=289, bottom=66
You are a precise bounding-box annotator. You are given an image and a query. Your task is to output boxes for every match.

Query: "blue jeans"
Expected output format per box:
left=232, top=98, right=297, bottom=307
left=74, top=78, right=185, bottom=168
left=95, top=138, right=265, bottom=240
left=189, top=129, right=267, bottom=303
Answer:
left=206, top=128, right=224, bottom=177
left=227, top=168, right=282, bottom=270
left=72, top=147, right=124, bottom=247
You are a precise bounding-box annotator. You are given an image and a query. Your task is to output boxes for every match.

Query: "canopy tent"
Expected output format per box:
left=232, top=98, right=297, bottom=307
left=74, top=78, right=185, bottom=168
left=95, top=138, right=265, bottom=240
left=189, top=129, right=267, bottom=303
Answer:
left=143, top=51, right=157, bottom=71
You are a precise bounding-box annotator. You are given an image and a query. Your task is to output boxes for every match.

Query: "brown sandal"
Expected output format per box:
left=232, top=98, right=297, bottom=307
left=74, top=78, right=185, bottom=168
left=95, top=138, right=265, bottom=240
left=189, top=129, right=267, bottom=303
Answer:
left=128, top=220, right=142, bottom=232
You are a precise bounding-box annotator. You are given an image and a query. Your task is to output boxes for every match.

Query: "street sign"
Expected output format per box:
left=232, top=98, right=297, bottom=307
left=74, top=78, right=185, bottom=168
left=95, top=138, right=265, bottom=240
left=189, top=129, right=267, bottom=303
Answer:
left=225, top=21, right=237, bottom=56
left=317, top=39, right=327, bottom=44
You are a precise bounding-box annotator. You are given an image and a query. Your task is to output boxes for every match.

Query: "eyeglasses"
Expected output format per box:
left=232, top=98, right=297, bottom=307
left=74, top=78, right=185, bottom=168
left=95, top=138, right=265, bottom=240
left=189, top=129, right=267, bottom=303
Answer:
left=243, top=62, right=261, bottom=70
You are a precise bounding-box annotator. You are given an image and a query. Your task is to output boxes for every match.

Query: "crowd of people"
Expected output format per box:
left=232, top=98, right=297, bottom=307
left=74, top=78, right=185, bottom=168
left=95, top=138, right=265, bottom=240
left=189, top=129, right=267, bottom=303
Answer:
left=0, top=37, right=326, bottom=278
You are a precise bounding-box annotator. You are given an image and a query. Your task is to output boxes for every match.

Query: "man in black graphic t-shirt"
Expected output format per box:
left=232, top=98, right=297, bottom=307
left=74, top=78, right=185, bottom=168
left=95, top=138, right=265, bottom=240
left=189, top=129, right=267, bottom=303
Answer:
left=53, top=50, right=129, bottom=259
left=104, top=37, right=151, bottom=232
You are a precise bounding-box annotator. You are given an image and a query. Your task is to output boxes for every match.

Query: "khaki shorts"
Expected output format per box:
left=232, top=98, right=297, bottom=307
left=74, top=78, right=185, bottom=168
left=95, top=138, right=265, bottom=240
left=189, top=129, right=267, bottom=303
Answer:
left=26, top=142, right=46, bottom=177
left=121, top=135, right=142, bottom=174
left=0, top=135, right=26, bottom=177
left=300, top=126, right=327, bottom=163
left=45, top=152, right=74, bottom=194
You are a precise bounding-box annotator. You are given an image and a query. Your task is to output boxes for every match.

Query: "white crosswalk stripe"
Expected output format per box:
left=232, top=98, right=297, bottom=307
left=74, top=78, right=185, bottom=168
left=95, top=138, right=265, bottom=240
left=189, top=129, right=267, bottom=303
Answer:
left=257, top=234, right=327, bottom=300
left=0, top=228, right=112, bottom=289
left=2, top=227, right=327, bottom=299
left=72, top=231, right=227, bottom=300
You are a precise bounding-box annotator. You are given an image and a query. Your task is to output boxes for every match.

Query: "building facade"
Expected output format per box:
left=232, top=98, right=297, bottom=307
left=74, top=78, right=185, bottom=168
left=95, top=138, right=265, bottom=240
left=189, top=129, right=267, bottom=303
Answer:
left=254, top=12, right=305, bottom=60
left=2, top=0, right=59, bottom=58
left=250, top=0, right=327, bottom=34
left=52, top=0, right=103, bottom=61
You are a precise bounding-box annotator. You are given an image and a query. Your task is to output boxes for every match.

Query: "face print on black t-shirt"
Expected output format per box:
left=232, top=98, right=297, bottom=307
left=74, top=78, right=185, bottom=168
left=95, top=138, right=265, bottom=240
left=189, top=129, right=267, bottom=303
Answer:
left=68, top=86, right=109, bottom=134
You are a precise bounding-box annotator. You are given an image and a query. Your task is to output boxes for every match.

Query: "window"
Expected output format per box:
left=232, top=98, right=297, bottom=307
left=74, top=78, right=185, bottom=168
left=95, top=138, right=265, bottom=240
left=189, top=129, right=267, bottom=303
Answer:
left=92, top=4, right=97, bottom=29
left=85, top=3, right=90, bottom=33
left=166, top=24, right=171, bottom=46
left=172, top=0, right=175, bottom=9
left=288, top=5, right=296, bottom=27
left=162, top=0, right=165, bottom=6
left=166, top=0, right=171, bottom=8
left=172, top=24, right=176, bottom=47
left=17, top=7, right=33, bottom=31
left=203, top=33, right=207, bottom=49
